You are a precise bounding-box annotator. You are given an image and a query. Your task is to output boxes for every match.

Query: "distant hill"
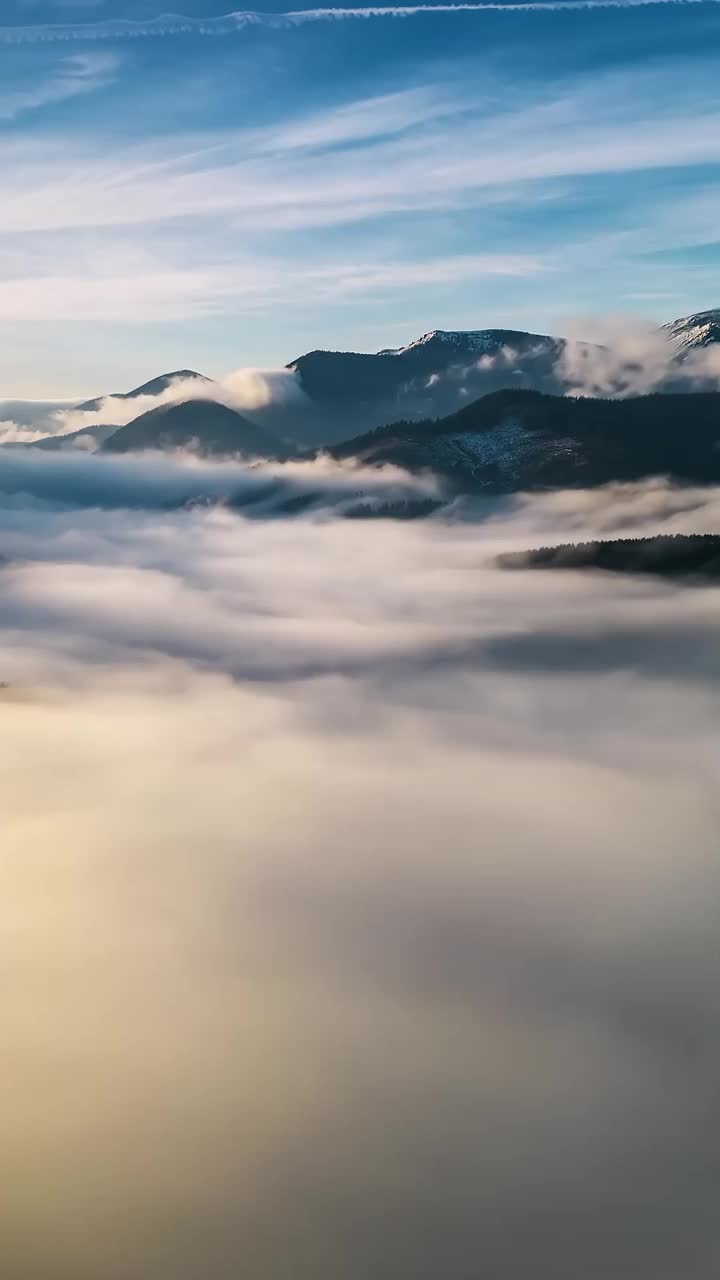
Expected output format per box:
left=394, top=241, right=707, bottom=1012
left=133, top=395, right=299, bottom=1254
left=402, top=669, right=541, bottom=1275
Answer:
left=2, top=371, right=216, bottom=452
left=287, top=329, right=568, bottom=439
left=499, top=534, right=720, bottom=580
left=290, top=329, right=564, bottom=400
left=103, top=398, right=284, bottom=458
left=76, top=369, right=212, bottom=414
left=325, top=388, right=720, bottom=493
left=26, top=422, right=121, bottom=451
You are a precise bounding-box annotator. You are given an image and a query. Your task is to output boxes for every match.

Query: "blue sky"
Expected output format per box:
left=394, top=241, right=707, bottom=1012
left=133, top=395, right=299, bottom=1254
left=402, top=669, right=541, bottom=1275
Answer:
left=1, top=0, right=719, bottom=395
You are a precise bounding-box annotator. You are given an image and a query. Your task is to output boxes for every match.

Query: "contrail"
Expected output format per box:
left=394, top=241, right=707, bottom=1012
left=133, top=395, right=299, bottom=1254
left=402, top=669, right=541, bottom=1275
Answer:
left=0, top=1, right=714, bottom=43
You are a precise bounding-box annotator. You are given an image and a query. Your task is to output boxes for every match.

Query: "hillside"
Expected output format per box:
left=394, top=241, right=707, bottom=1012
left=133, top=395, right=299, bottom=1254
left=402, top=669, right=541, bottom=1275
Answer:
left=288, top=328, right=567, bottom=437
left=103, top=399, right=284, bottom=458
left=325, top=388, right=720, bottom=492
left=27, top=422, right=121, bottom=451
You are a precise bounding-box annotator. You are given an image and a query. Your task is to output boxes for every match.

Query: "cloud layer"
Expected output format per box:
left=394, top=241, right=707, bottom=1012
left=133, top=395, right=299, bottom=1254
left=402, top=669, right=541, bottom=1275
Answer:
left=0, top=444, right=441, bottom=511
left=556, top=316, right=720, bottom=396
left=50, top=366, right=309, bottom=436
left=1, top=1, right=719, bottom=46
left=2, top=457, right=720, bottom=1278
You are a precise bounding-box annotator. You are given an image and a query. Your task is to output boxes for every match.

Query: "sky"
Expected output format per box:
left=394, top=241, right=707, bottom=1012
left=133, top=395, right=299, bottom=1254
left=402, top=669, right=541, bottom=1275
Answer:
left=1, top=0, right=720, bottom=395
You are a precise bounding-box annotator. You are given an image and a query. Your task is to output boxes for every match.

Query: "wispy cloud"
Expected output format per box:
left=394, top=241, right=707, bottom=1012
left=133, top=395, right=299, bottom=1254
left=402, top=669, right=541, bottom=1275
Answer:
left=0, top=15, right=717, bottom=380
left=0, top=50, right=116, bottom=120
left=0, top=1, right=718, bottom=45
left=0, top=57, right=716, bottom=335
left=0, top=419, right=48, bottom=444
left=0, top=251, right=545, bottom=324
left=247, top=86, right=465, bottom=155
left=3, top=64, right=720, bottom=238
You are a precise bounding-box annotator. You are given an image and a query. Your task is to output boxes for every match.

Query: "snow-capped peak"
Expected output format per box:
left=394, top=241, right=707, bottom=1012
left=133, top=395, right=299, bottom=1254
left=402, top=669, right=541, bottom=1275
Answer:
left=378, top=330, right=503, bottom=357
left=662, top=308, right=720, bottom=353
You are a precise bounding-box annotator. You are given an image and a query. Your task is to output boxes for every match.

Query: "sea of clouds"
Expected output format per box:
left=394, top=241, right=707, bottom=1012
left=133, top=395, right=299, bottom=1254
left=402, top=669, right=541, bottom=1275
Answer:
left=0, top=445, right=440, bottom=515
left=2, top=449, right=720, bottom=1280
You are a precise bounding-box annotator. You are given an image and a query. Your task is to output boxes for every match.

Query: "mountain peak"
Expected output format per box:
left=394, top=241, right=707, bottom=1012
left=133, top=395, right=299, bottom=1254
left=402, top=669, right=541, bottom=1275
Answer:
left=124, top=370, right=212, bottom=399
left=75, top=369, right=212, bottom=414
left=663, top=308, right=720, bottom=353
left=378, top=330, right=512, bottom=357
left=103, top=397, right=281, bottom=458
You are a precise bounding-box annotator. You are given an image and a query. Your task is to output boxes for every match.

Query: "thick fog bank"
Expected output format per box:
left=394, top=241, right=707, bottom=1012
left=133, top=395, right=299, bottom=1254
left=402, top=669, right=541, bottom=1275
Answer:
left=0, top=445, right=440, bottom=515
left=2, top=468, right=720, bottom=1280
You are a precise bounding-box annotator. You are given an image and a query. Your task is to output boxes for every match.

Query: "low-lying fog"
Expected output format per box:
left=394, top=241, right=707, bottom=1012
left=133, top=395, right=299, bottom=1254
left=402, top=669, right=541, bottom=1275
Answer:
left=2, top=449, right=720, bottom=1280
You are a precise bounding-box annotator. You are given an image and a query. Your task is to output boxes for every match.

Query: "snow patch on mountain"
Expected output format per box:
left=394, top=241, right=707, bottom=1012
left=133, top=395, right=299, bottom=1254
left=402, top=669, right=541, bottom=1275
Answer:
left=378, top=330, right=507, bottom=357
left=421, top=419, right=578, bottom=480
left=663, top=308, right=720, bottom=354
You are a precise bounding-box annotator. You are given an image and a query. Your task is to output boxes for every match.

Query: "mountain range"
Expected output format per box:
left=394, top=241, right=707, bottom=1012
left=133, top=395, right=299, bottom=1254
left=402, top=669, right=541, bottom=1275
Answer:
left=287, top=327, right=567, bottom=434
left=4, top=306, right=720, bottom=495
left=287, top=307, right=720, bottom=436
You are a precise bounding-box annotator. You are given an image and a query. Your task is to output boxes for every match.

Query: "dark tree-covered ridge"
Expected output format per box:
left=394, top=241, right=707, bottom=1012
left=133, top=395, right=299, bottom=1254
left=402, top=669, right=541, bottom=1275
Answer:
left=499, top=533, right=720, bottom=579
